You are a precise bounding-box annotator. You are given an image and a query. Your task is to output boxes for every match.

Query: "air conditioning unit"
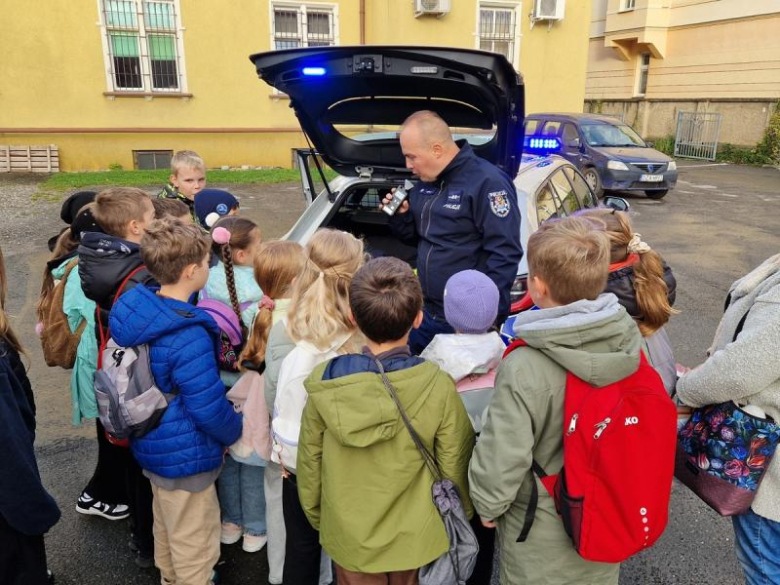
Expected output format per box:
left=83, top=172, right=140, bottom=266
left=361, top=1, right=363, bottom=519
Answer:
left=532, top=0, right=565, bottom=20
left=414, top=0, right=451, bottom=18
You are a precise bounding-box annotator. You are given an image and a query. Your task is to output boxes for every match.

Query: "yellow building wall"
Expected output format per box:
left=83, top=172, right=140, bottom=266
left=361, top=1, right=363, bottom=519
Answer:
left=1, top=0, right=592, bottom=171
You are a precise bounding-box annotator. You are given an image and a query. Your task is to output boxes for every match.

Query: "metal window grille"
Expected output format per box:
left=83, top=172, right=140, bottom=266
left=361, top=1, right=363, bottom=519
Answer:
left=478, top=6, right=517, bottom=65
left=102, top=0, right=184, bottom=92
left=133, top=149, right=173, bottom=170
left=674, top=111, right=723, bottom=161
left=273, top=5, right=336, bottom=50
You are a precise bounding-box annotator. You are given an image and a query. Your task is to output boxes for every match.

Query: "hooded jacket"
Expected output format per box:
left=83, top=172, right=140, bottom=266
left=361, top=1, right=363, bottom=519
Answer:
left=0, top=341, right=61, bottom=536
left=78, top=232, right=156, bottom=340
left=297, top=349, right=475, bottom=573
left=109, top=285, right=242, bottom=478
left=677, top=253, right=780, bottom=522
left=469, top=294, right=640, bottom=584
left=388, top=142, right=523, bottom=321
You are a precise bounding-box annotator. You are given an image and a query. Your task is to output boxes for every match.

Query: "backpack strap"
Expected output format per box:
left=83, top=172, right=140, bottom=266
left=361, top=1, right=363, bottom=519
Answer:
left=97, top=265, right=146, bottom=368
left=503, top=337, right=528, bottom=358
left=516, top=461, right=549, bottom=543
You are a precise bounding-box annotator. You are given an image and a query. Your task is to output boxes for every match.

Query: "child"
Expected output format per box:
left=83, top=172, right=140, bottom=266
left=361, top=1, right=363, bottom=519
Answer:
left=469, top=216, right=640, bottom=584
left=110, top=219, right=242, bottom=585
left=152, top=197, right=191, bottom=222
left=578, top=208, right=678, bottom=393
left=194, top=189, right=240, bottom=230
left=272, top=228, right=364, bottom=585
left=0, top=244, right=61, bottom=585
left=157, top=150, right=206, bottom=224
left=297, top=256, right=475, bottom=583
left=78, top=187, right=157, bottom=567
left=422, top=269, right=505, bottom=431
left=421, top=269, right=504, bottom=584
left=237, top=240, right=305, bottom=583
left=201, top=217, right=262, bottom=386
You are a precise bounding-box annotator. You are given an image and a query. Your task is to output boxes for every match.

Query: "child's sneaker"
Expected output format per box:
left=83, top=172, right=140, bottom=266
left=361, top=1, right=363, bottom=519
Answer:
left=242, top=533, right=268, bottom=553
left=220, top=522, right=242, bottom=545
left=75, top=493, right=130, bottom=520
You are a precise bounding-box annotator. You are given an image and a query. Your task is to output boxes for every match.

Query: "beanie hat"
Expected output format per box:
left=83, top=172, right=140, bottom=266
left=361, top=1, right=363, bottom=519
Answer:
left=443, top=270, right=499, bottom=334
left=70, top=206, right=103, bottom=242
left=60, top=191, right=97, bottom=224
left=194, top=189, right=239, bottom=229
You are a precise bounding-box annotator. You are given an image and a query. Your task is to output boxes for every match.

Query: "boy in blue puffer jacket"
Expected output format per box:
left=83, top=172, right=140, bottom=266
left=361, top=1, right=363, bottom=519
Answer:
left=110, top=218, right=242, bottom=585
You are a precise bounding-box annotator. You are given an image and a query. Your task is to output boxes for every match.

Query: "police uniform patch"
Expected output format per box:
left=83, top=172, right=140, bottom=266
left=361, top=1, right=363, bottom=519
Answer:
left=488, top=190, right=510, bottom=218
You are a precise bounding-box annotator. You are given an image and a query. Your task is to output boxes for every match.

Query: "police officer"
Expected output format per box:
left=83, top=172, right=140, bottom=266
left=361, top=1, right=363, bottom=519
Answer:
left=382, top=110, right=523, bottom=354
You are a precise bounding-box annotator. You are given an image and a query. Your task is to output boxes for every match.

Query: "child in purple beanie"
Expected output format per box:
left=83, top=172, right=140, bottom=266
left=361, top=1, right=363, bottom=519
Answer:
left=420, top=268, right=503, bottom=583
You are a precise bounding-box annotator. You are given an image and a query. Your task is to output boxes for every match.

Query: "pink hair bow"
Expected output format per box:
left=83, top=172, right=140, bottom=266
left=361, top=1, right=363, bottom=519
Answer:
left=258, top=296, right=275, bottom=311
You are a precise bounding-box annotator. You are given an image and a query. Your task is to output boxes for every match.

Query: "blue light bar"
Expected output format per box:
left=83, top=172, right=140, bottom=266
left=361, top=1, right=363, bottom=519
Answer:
left=524, top=135, right=562, bottom=154
left=302, top=67, right=326, bottom=76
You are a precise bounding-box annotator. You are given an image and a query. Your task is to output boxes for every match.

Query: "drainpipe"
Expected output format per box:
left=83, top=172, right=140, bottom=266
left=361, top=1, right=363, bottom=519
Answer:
left=359, top=0, right=366, bottom=45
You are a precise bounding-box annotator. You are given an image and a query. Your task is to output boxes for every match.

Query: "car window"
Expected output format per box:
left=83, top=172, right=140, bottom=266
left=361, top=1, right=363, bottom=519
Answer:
left=562, top=124, right=580, bottom=148
left=524, top=120, right=541, bottom=136
left=541, top=121, right=562, bottom=137
left=564, top=167, right=597, bottom=208
left=536, top=182, right=562, bottom=223
left=549, top=170, right=580, bottom=216
left=581, top=123, right=646, bottom=147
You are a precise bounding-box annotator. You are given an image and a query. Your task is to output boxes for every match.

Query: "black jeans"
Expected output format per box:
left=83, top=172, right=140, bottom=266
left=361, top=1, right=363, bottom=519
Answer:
left=126, top=455, right=154, bottom=557
left=83, top=419, right=129, bottom=505
left=467, top=515, right=496, bottom=585
left=282, top=473, right=323, bottom=585
left=0, top=514, right=49, bottom=585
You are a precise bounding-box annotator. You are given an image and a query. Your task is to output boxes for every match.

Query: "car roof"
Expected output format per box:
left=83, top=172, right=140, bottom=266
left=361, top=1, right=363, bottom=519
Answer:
left=525, top=112, right=623, bottom=125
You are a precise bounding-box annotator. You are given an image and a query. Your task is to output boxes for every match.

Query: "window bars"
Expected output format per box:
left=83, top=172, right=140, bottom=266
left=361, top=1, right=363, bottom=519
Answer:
left=273, top=5, right=336, bottom=50
left=478, top=5, right=517, bottom=65
left=102, top=0, right=184, bottom=93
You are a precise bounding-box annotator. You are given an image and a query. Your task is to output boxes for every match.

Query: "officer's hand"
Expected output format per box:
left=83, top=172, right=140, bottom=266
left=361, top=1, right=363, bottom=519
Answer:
left=380, top=189, right=410, bottom=214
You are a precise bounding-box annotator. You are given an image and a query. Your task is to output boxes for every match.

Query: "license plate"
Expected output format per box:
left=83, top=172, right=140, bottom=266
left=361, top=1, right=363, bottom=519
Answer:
left=640, top=174, right=663, bottom=182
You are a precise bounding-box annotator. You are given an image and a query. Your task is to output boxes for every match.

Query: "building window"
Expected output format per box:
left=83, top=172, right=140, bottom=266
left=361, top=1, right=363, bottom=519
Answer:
left=622, top=0, right=636, bottom=10
left=99, top=0, right=186, bottom=93
left=477, top=3, right=520, bottom=67
left=133, top=149, right=173, bottom=170
left=271, top=3, right=337, bottom=50
left=636, top=52, right=650, bottom=96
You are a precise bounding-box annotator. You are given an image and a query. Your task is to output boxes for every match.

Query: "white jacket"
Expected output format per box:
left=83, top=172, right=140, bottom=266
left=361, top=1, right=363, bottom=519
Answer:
left=271, top=332, right=351, bottom=472
left=421, top=332, right=505, bottom=382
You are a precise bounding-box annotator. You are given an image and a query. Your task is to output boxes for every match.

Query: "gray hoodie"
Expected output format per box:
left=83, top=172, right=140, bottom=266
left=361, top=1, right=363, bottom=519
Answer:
left=677, top=253, right=780, bottom=522
left=469, top=293, right=640, bottom=584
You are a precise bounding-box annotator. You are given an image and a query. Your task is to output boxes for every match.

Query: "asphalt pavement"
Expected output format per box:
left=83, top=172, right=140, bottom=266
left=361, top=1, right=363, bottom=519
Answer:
left=1, top=161, right=779, bottom=584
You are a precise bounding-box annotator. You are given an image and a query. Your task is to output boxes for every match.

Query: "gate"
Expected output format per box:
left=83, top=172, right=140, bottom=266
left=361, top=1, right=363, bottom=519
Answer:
left=674, top=111, right=722, bottom=161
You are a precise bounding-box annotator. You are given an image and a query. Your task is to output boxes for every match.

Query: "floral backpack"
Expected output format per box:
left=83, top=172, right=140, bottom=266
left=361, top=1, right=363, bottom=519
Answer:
left=675, top=307, right=780, bottom=515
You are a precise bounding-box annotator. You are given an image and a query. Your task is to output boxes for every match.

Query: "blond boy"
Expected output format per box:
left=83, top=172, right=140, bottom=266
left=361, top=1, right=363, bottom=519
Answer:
left=469, top=216, right=642, bottom=584
left=158, top=150, right=206, bottom=225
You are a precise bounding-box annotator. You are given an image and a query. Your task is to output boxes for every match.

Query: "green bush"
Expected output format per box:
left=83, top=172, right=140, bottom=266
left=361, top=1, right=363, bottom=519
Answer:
left=108, top=162, right=124, bottom=171
left=756, top=101, right=780, bottom=164
left=716, top=143, right=773, bottom=166
left=651, top=135, right=675, bottom=157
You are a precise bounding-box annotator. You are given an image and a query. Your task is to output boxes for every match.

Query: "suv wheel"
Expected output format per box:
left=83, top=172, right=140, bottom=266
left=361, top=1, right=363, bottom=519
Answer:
left=646, top=190, right=669, bottom=200
left=583, top=167, right=603, bottom=197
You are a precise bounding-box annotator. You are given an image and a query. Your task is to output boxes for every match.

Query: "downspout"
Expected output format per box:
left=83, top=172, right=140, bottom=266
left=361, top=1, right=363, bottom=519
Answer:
left=359, top=0, right=366, bottom=45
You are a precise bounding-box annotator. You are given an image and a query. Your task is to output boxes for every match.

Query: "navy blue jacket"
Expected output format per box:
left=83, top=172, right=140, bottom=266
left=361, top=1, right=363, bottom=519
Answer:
left=0, top=341, right=60, bottom=535
left=389, top=143, right=523, bottom=321
left=110, top=285, right=242, bottom=479
left=322, top=346, right=424, bottom=381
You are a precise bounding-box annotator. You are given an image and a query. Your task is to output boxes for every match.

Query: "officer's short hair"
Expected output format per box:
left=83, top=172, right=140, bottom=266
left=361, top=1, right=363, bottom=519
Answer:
left=349, top=257, right=423, bottom=344
left=400, top=110, right=453, bottom=146
left=527, top=216, right=610, bottom=306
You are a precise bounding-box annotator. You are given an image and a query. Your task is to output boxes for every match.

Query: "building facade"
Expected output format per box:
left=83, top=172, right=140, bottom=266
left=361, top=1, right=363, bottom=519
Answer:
left=0, top=0, right=590, bottom=171
left=585, top=0, right=780, bottom=145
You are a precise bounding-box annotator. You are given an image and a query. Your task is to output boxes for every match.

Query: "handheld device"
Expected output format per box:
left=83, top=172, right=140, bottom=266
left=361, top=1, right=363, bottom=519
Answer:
left=382, top=180, right=414, bottom=216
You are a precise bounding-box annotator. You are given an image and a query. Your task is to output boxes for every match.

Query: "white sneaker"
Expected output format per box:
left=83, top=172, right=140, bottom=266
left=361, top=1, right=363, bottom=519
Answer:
left=242, top=533, right=268, bottom=553
left=220, top=522, right=243, bottom=545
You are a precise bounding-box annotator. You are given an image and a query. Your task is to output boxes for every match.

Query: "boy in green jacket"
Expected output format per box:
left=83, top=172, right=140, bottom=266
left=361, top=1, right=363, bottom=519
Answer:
left=297, top=257, right=475, bottom=584
left=469, top=217, right=643, bottom=584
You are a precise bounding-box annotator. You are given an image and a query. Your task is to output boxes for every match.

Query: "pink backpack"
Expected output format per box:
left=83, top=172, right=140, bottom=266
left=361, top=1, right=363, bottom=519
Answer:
left=197, top=290, right=252, bottom=372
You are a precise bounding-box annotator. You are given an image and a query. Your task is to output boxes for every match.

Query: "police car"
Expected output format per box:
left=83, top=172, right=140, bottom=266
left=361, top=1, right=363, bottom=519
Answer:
left=250, top=46, right=627, bottom=316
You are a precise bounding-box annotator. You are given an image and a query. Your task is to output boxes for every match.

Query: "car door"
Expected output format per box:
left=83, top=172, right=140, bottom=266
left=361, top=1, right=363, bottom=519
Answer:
left=536, top=178, right=566, bottom=224
left=560, top=123, right=584, bottom=169
left=548, top=168, right=583, bottom=216
left=563, top=166, right=598, bottom=208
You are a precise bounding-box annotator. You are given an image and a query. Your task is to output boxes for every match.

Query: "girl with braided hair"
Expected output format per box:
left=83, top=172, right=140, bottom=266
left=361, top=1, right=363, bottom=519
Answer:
left=200, top=217, right=263, bottom=383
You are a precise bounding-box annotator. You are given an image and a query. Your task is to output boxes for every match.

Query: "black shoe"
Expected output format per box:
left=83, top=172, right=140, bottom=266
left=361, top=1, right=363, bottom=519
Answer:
left=76, top=493, right=130, bottom=521
left=134, top=552, right=154, bottom=570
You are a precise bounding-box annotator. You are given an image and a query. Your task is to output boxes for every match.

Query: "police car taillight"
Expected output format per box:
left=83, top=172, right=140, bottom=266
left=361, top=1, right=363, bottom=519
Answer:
left=509, top=275, right=527, bottom=303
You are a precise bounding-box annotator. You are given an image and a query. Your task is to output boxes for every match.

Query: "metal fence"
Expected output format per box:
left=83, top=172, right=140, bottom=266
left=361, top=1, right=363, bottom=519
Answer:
left=674, top=111, right=723, bottom=161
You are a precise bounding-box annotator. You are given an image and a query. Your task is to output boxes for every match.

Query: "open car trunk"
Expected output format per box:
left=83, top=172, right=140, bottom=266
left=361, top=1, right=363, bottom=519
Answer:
left=250, top=46, right=524, bottom=179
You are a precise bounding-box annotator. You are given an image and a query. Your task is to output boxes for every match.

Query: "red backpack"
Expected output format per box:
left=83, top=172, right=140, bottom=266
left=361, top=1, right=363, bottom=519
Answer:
left=504, top=338, right=677, bottom=563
